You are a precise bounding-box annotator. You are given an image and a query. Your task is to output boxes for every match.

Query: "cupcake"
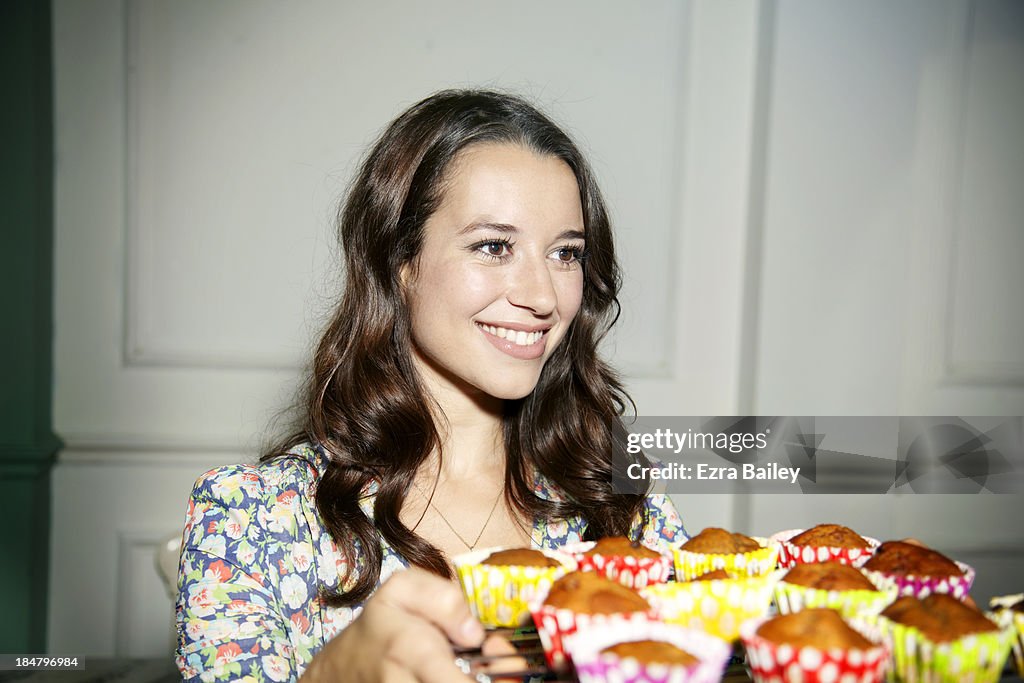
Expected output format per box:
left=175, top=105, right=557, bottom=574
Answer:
left=990, top=594, right=1024, bottom=677
left=741, top=608, right=890, bottom=683
left=771, top=524, right=880, bottom=568
left=530, top=570, right=656, bottom=671
left=877, top=593, right=1014, bottom=683
left=570, top=619, right=731, bottom=683
left=564, top=536, right=672, bottom=589
left=774, top=561, right=899, bottom=619
left=454, top=546, right=574, bottom=627
left=641, top=569, right=781, bottom=641
left=674, top=527, right=778, bottom=580
left=861, top=541, right=975, bottom=599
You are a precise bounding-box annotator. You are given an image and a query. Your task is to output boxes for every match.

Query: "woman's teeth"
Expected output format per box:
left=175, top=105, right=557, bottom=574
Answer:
left=478, top=324, right=544, bottom=346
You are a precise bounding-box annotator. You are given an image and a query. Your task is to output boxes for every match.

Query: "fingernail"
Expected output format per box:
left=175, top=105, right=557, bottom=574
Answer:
left=460, top=617, right=484, bottom=642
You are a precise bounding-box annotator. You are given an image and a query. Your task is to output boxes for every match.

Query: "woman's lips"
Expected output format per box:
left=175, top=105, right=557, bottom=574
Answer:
left=476, top=323, right=548, bottom=360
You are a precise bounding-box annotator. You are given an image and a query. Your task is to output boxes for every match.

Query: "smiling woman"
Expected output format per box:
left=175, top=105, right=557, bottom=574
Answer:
left=174, top=90, right=687, bottom=683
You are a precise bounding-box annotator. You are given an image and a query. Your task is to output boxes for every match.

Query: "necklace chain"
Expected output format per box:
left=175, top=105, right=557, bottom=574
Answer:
left=412, top=480, right=503, bottom=551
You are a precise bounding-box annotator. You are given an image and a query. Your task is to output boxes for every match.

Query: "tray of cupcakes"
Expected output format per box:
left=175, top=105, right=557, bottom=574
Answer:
left=450, top=524, right=1023, bottom=682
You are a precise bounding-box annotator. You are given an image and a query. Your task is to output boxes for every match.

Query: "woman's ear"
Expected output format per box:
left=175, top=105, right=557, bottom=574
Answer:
left=399, top=260, right=416, bottom=297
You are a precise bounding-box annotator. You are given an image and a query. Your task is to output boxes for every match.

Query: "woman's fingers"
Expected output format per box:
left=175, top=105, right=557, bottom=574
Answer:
left=373, top=568, right=484, bottom=648
left=478, top=634, right=529, bottom=679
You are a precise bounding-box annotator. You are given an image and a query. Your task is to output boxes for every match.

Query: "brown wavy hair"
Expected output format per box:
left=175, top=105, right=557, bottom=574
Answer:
left=265, top=89, right=647, bottom=607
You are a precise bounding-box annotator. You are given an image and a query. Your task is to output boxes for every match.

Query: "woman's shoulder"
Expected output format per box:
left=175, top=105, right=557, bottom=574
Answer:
left=190, top=442, right=327, bottom=504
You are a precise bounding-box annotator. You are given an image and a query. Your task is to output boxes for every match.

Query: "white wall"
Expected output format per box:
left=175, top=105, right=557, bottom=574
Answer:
left=50, top=0, right=1023, bottom=656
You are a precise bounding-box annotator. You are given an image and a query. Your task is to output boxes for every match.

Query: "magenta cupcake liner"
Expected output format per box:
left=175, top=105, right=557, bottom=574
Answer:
left=861, top=560, right=975, bottom=600
left=570, top=620, right=731, bottom=683
left=563, top=540, right=672, bottom=590
left=770, top=528, right=881, bottom=569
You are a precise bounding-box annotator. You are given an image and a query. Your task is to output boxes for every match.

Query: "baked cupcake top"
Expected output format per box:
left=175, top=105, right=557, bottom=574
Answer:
left=783, top=562, right=878, bottom=592
left=881, top=593, right=999, bottom=642
left=689, top=568, right=732, bottom=582
left=681, top=527, right=762, bottom=554
left=584, top=536, right=662, bottom=559
left=544, top=571, right=650, bottom=614
left=601, top=640, right=698, bottom=667
left=862, top=541, right=962, bottom=577
left=480, top=548, right=562, bottom=568
left=789, top=524, right=869, bottom=549
left=756, top=608, right=873, bottom=650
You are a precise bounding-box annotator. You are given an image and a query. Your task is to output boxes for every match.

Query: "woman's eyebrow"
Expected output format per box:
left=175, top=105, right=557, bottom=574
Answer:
left=557, top=229, right=586, bottom=241
left=457, top=223, right=586, bottom=241
left=457, top=221, right=518, bottom=236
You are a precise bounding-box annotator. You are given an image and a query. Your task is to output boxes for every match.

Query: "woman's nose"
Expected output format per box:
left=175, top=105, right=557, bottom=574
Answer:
left=506, top=256, right=557, bottom=315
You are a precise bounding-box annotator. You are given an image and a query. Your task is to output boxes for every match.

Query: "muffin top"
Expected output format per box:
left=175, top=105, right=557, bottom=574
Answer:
left=789, top=524, right=870, bottom=549
left=601, top=640, right=698, bottom=667
left=862, top=541, right=962, bottom=577
left=881, top=594, right=998, bottom=642
left=689, top=568, right=732, bottom=582
left=584, top=536, right=662, bottom=559
left=681, top=527, right=762, bottom=554
left=783, top=562, right=878, bottom=592
left=543, top=571, right=650, bottom=614
left=756, top=608, right=874, bottom=650
left=480, top=548, right=561, bottom=568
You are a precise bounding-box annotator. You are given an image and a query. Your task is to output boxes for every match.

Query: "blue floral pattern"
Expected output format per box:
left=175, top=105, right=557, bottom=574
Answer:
left=176, top=444, right=687, bottom=681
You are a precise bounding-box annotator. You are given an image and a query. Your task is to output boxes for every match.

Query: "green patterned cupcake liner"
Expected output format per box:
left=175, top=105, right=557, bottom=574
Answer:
left=874, top=614, right=1014, bottom=683
left=774, top=569, right=899, bottom=620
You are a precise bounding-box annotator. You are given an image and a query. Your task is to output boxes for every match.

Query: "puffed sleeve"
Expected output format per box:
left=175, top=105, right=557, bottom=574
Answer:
left=175, top=461, right=320, bottom=682
left=631, top=494, right=688, bottom=555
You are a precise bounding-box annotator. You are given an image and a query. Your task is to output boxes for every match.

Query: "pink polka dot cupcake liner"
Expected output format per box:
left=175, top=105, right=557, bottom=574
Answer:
left=570, top=620, right=731, bottom=683
left=562, top=540, right=672, bottom=590
left=740, top=615, right=890, bottom=683
left=641, top=572, right=781, bottom=642
left=774, top=569, right=899, bottom=620
left=770, top=529, right=881, bottom=569
left=860, top=561, right=975, bottom=600
left=673, top=537, right=778, bottom=580
left=529, top=601, right=658, bottom=672
left=453, top=546, right=574, bottom=628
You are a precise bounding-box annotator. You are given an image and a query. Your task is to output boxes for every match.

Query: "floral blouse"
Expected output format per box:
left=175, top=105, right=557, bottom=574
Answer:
left=175, top=444, right=687, bottom=682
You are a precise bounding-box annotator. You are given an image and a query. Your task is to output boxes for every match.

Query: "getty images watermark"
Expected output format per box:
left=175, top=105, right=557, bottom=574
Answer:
left=611, top=417, right=1024, bottom=494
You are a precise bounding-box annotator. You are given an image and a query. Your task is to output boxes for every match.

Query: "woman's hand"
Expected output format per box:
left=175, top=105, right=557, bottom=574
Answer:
left=302, top=568, right=485, bottom=682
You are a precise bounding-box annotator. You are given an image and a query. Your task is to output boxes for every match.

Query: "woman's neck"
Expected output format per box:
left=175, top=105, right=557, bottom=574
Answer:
left=414, top=356, right=506, bottom=483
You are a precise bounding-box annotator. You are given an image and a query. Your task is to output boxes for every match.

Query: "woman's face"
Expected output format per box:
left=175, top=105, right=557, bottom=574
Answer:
left=402, top=142, right=586, bottom=402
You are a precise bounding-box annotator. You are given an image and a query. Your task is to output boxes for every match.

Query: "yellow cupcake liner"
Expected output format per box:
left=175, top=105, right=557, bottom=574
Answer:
left=453, top=547, right=575, bottom=628
left=641, top=571, right=782, bottom=641
left=989, top=595, right=1024, bottom=677
left=874, top=614, right=1015, bottom=683
left=673, top=537, right=778, bottom=580
left=774, top=570, right=899, bottom=620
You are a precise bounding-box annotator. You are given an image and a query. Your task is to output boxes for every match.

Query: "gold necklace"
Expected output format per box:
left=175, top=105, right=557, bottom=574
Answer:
left=412, top=480, right=503, bottom=551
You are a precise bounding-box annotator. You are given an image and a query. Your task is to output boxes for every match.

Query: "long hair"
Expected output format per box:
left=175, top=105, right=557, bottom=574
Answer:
left=266, top=89, right=646, bottom=606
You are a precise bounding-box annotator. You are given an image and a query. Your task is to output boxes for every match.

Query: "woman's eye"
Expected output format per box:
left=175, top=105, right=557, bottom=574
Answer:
left=553, top=246, right=584, bottom=264
left=477, top=240, right=512, bottom=258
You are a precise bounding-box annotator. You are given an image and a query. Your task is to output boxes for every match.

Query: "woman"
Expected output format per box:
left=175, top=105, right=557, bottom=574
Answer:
left=176, top=89, right=686, bottom=682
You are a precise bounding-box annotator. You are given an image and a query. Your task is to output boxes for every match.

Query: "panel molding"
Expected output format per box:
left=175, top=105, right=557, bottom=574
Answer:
left=117, top=0, right=700, bottom=379
left=121, top=2, right=303, bottom=372
left=115, top=529, right=174, bottom=657
left=940, top=0, right=1024, bottom=386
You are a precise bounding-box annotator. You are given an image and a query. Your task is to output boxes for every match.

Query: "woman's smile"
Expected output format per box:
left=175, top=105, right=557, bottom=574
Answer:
left=475, top=322, right=550, bottom=359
